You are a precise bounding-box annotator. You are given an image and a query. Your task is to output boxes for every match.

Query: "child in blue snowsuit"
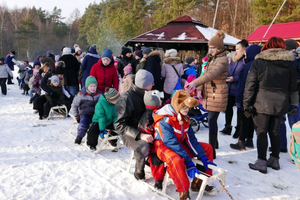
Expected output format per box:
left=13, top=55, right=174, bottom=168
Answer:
left=70, top=76, right=102, bottom=144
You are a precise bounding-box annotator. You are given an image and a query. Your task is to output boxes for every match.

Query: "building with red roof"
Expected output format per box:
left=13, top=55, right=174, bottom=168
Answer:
left=125, top=15, right=240, bottom=54
left=247, top=21, right=300, bottom=44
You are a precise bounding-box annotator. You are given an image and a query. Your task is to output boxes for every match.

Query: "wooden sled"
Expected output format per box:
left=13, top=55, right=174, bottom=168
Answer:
left=47, top=105, right=68, bottom=120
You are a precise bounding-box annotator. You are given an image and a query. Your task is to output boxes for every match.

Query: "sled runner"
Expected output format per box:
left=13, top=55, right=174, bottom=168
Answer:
left=127, top=150, right=226, bottom=200
left=47, top=105, right=68, bottom=120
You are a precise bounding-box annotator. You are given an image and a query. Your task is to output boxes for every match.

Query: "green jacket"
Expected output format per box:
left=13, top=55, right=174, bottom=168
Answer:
left=135, top=57, right=146, bottom=73
left=45, top=84, right=64, bottom=105
left=92, top=95, right=117, bottom=130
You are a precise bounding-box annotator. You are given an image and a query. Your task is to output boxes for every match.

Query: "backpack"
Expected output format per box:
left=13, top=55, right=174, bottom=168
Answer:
left=290, top=121, right=300, bottom=170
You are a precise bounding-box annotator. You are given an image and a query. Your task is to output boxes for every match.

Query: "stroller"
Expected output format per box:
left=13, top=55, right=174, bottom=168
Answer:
left=188, top=104, right=208, bottom=133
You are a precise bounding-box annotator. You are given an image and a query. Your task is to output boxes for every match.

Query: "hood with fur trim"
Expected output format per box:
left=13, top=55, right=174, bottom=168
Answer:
left=255, top=48, right=295, bottom=62
left=232, top=50, right=245, bottom=62
left=148, top=51, right=161, bottom=58
left=163, top=57, right=181, bottom=64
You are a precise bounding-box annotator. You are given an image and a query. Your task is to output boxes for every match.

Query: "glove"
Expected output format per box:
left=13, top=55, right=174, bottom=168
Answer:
left=99, top=129, right=108, bottom=139
left=200, top=156, right=217, bottom=170
left=75, top=116, right=80, bottom=123
left=186, top=161, right=200, bottom=179
left=244, top=106, right=256, bottom=118
left=49, top=91, right=58, bottom=98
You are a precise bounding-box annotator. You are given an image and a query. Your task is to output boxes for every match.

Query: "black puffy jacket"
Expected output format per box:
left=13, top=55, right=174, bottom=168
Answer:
left=115, top=84, right=146, bottom=139
left=243, top=48, right=297, bottom=115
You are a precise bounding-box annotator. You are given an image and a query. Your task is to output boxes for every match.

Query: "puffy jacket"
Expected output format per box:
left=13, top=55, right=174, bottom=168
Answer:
left=59, top=54, right=80, bottom=86
left=0, top=64, right=13, bottom=78
left=192, top=49, right=229, bottom=112
left=120, top=74, right=133, bottom=95
left=145, top=51, right=162, bottom=88
left=161, top=57, right=183, bottom=94
left=236, top=45, right=262, bottom=110
left=81, top=49, right=100, bottom=87
left=70, top=87, right=102, bottom=117
left=227, top=52, right=245, bottom=96
left=243, top=48, right=297, bottom=115
left=153, top=104, right=206, bottom=165
left=90, top=58, right=119, bottom=93
left=115, top=84, right=146, bottom=139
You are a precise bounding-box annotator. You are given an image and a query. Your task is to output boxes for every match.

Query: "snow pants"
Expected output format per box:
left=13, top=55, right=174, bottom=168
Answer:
left=154, top=140, right=213, bottom=193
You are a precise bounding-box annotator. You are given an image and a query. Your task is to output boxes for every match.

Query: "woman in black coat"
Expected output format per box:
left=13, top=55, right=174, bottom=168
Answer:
left=243, top=37, right=297, bottom=174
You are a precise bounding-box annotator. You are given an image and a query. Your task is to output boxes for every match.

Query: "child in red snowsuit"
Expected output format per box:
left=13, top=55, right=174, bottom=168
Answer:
left=153, top=90, right=216, bottom=199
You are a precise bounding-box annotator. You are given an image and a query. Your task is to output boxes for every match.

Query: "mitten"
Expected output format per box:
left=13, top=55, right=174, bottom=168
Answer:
left=75, top=116, right=80, bottom=123
left=186, top=161, right=200, bottom=179
left=200, top=156, right=217, bottom=170
left=99, top=129, right=107, bottom=139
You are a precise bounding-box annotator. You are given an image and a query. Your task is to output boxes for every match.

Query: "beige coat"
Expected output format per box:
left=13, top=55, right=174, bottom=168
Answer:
left=120, top=74, right=134, bottom=95
left=192, top=51, right=229, bottom=112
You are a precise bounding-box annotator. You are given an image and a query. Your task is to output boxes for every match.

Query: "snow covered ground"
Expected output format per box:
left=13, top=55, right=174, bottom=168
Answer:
left=0, top=69, right=299, bottom=200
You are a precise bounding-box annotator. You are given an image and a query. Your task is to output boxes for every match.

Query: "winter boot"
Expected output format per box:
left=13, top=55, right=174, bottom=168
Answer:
left=245, top=138, right=254, bottom=148
left=232, top=126, right=240, bottom=139
left=267, top=155, right=280, bottom=170
left=75, top=136, right=82, bottom=145
left=230, top=140, right=246, bottom=151
left=249, top=158, right=267, bottom=174
left=220, top=124, right=232, bottom=135
left=179, top=191, right=190, bottom=200
left=191, top=177, right=214, bottom=192
left=134, top=169, right=145, bottom=180
left=90, top=146, right=96, bottom=151
left=154, top=180, right=163, bottom=190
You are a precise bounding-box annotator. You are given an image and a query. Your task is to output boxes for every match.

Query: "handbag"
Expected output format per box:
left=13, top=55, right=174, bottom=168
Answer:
left=171, top=65, right=183, bottom=90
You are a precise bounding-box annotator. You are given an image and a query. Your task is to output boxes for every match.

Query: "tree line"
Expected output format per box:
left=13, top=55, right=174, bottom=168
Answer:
left=1, top=0, right=300, bottom=61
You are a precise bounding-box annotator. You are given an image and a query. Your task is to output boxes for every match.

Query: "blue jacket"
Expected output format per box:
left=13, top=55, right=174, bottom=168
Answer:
left=236, top=45, right=262, bottom=110
left=5, top=53, right=17, bottom=70
left=227, top=55, right=244, bottom=96
left=81, top=48, right=100, bottom=87
left=153, top=104, right=205, bottom=165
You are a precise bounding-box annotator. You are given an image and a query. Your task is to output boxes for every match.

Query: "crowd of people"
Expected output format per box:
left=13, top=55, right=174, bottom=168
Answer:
left=0, top=32, right=300, bottom=200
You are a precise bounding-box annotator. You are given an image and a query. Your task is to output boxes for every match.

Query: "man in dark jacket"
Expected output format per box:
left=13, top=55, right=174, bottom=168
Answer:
left=115, top=69, right=154, bottom=180
left=5, top=51, right=18, bottom=84
left=144, top=50, right=162, bottom=91
left=118, top=47, right=136, bottom=77
left=59, top=47, right=80, bottom=96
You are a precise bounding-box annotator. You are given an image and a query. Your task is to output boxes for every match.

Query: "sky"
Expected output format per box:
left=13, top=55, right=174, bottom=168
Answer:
left=0, top=0, right=102, bottom=21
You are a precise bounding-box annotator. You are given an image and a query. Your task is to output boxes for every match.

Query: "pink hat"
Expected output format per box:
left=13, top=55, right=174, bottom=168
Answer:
left=124, top=63, right=132, bottom=75
left=202, top=57, right=208, bottom=62
left=187, top=74, right=196, bottom=83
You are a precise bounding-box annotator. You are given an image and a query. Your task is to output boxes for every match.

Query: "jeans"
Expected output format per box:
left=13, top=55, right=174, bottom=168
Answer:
left=29, top=89, right=35, bottom=98
left=65, top=86, right=77, bottom=97
left=77, top=115, right=93, bottom=138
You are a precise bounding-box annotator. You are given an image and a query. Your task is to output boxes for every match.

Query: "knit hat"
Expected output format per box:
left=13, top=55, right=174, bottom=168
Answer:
left=202, top=57, right=208, bottom=62
left=47, top=51, right=51, bottom=56
left=33, top=60, right=41, bottom=67
left=55, top=61, right=65, bottom=74
left=285, top=39, right=297, bottom=51
left=135, top=69, right=154, bottom=89
left=0, top=57, right=5, bottom=63
left=187, top=74, right=196, bottom=83
left=62, top=47, right=72, bottom=55
left=144, top=90, right=164, bottom=109
left=165, top=49, right=178, bottom=58
left=171, top=90, right=199, bottom=125
left=11, top=51, right=15, bottom=55
left=51, top=75, right=60, bottom=84
left=135, top=50, right=143, bottom=58
left=142, top=48, right=152, bottom=55
left=75, top=46, right=82, bottom=53
left=208, top=30, right=226, bottom=49
left=101, top=48, right=113, bottom=60
left=104, top=87, right=120, bottom=104
left=124, top=63, right=132, bottom=75
left=186, top=57, right=195, bottom=64
left=85, top=76, right=98, bottom=88
left=121, top=47, right=132, bottom=56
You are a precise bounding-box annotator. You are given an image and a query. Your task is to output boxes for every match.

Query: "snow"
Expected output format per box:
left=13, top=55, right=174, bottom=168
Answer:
left=0, top=68, right=299, bottom=200
left=171, top=33, right=198, bottom=41
left=146, top=32, right=165, bottom=40
left=196, top=26, right=240, bottom=46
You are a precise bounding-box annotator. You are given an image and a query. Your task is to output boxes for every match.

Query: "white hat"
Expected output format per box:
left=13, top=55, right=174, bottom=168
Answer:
left=165, top=49, right=178, bottom=58
left=62, top=47, right=72, bottom=55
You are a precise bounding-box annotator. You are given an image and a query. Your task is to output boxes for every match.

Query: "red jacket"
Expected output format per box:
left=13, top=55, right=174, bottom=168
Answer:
left=90, top=58, right=119, bottom=93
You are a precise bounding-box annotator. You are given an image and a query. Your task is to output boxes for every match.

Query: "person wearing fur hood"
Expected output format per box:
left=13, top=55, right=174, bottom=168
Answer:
left=161, top=49, right=183, bottom=101
left=185, top=30, right=229, bottom=159
left=244, top=37, right=297, bottom=174
left=220, top=39, right=249, bottom=137
left=144, top=49, right=163, bottom=91
left=153, top=90, right=216, bottom=199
